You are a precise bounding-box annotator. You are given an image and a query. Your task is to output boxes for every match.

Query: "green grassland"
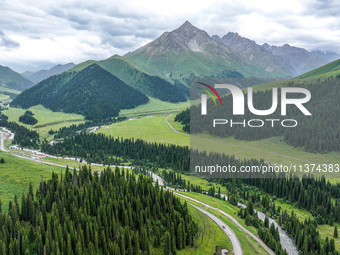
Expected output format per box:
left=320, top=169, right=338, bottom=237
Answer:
left=0, top=150, right=62, bottom=212
left=0, top=94, right=9, bottom=102
left=97, top=114, right=189, bottom=147
left=0, top=86, right=21, bottom=94
left=119, top=97, right=189, bottom=118
left=3, top=105, right=85, bottom=140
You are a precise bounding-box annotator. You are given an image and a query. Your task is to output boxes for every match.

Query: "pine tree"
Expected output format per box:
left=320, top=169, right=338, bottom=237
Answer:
left=264, top=216, right=269, bottom=228
left=176, top=223, right=183, bottom=250
left=164, top=231, right=171, bottom=255
left=334, top=226, right=338, bottom=238
left=67, top=233, right=73, bottom=255
left=133, top=232, right=140, bottom=255
left=22, top=235, right=29, bottom=255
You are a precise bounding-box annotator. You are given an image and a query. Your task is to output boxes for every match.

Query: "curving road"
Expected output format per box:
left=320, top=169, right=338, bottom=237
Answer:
left=0, top=131, right=5, bottom=151
left=165, top=113, right=322, bottom=164
left=173, top=191, right=275, bottom=255
left=190, top=203, right=243, bottom=255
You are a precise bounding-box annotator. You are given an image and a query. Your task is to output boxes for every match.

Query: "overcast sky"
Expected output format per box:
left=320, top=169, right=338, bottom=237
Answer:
left=1, top=0, right=340, bottom=72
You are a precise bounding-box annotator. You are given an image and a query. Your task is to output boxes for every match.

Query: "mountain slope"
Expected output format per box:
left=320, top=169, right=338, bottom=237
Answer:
left=124, top=21, right=286, bottom=84
left=26, top=63, right=75, bottom=83
left=11, top=64, right=149, bottom=120
left=0, top=65, right=34, bottom=91
left=214, top=32, right=328, bottom=77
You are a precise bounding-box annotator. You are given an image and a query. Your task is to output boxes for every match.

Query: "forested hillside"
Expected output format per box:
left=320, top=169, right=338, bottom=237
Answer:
left=0, top=166, right=197, bottom=254
left=11, top=64, right=149, bottom=120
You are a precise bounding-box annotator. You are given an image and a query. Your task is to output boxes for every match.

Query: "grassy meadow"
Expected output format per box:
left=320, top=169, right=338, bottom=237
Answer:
left=0, top=150, right=62, bottom=212
left=3, top=105, right=85, bottom=140
left=97, top=114, right=189, bottom=147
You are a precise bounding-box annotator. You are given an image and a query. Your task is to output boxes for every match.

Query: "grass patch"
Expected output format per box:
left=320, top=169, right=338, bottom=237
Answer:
left=0, top=86, right=20, bottom=94
left=97, top=115, right=189, bottom=146
left=0, top=150, right=62, bottom=212
left=0, top=94, right=9, bottom=102
left=119, top=97, right=189, bottom=118
left=3, top=105, right=85, bottom=140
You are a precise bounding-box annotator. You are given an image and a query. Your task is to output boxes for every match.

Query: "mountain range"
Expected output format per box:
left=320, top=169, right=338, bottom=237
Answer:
left=124, top=21, right=334, bottom=83
left=213, top=32, right=328, bottom=76
left=3, top=21, right=340, bottom=120
left=124, top=21, right=284, bottom=83
left=21, top=63, right=75, bottom=84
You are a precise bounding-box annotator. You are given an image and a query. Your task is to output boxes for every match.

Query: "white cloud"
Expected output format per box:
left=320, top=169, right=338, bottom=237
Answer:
left=0, top=0, right=339, bottom=72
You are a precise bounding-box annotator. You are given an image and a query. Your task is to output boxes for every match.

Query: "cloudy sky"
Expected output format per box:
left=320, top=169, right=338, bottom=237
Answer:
left=1, top=0, right=340, bottom=72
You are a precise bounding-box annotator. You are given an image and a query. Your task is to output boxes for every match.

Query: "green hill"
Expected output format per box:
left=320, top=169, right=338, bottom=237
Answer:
left=65, top=56, right=188, bottom=103
left=11, top=64, right=149, bottom=120
left=0, top=65, right=34, bottom=91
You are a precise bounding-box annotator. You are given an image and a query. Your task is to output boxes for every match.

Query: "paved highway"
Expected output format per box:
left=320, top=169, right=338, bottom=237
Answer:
left=173, top=191, right=275, bottom=255
left=190, top=204, right=243, bottom=255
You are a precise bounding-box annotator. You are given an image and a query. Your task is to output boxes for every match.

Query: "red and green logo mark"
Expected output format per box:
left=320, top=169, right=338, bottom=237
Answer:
left=198, top=82, right=222, bottom=106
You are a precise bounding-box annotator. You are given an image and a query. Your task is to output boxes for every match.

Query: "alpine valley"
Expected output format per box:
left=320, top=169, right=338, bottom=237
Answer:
left=1, top=20, right=340, bottom=255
